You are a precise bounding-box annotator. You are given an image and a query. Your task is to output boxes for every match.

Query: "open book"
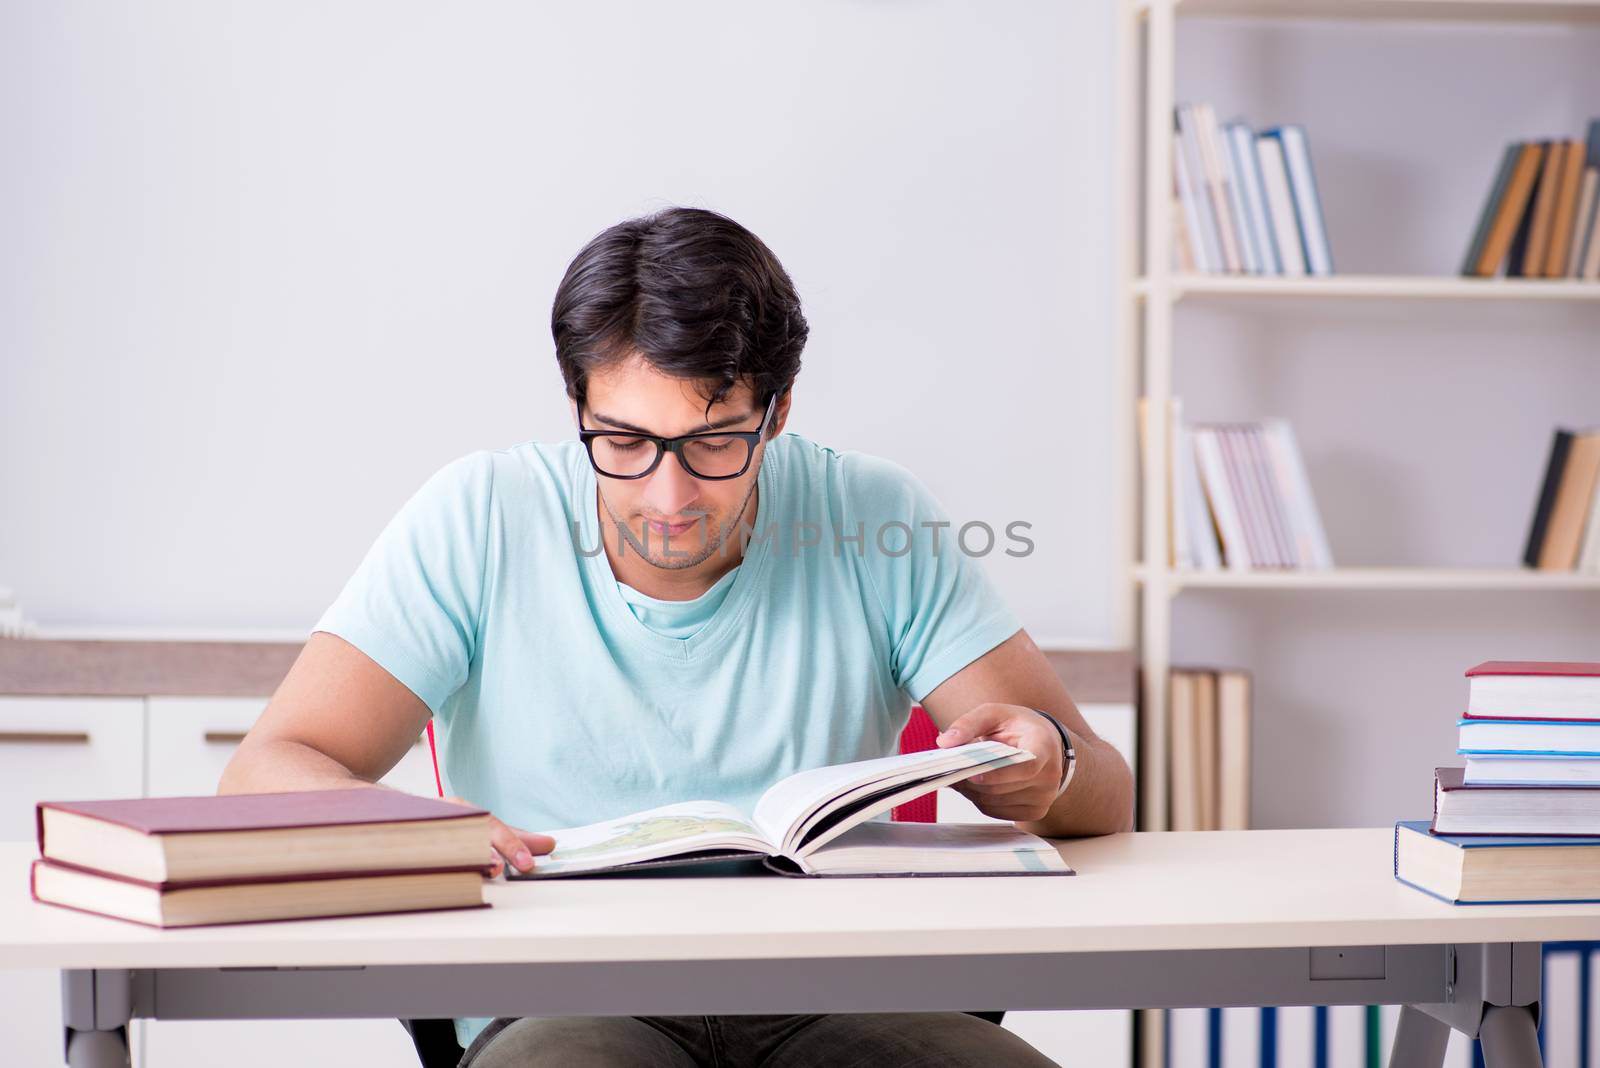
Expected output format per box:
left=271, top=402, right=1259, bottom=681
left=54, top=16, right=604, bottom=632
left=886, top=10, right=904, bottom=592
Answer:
left=512, top=741, right=1072, bottom=878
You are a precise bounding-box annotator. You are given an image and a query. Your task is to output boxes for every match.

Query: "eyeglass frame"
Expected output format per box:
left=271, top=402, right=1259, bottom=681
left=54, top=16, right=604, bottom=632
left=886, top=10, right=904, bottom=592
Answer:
left=576, top=390, right=778, bottom=481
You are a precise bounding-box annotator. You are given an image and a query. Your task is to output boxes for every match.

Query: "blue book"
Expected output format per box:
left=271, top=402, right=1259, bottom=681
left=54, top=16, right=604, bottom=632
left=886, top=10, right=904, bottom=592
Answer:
left=1394, top=820, right=1600, bottom=905
left=1458, top=716, right=1600, bottom=757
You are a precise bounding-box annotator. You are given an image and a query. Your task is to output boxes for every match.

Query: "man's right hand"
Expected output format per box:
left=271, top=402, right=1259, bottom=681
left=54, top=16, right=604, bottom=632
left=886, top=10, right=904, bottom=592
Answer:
left=445, top=795, right=556, bottom=877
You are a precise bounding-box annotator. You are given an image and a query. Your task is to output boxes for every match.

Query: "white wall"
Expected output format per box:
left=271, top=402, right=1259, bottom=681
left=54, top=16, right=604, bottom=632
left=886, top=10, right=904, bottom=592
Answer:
left=0, top=1, right=1117, bottom=643
left=3, top=5, right=1598, bottom=833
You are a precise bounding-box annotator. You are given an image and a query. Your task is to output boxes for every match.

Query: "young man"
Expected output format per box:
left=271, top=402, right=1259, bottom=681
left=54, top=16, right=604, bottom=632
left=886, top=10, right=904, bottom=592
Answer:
left=221, top=207, right=1133, bottom=1067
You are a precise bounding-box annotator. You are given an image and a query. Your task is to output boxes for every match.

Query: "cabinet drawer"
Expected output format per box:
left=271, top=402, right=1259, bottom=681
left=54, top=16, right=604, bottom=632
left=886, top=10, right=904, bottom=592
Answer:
left=0, top=697, right=144, bottom=841
left=146, top=697, right=437, bottom=798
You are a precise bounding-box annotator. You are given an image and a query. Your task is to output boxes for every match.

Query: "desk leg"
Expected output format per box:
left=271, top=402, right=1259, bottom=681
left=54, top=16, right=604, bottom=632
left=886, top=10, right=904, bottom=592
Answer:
left=1479, top=1005, right=1543, bottom=1068
left=1388, top=1005, right=1449, bottom=1068
left=61, top=969, right=132, bottom=1068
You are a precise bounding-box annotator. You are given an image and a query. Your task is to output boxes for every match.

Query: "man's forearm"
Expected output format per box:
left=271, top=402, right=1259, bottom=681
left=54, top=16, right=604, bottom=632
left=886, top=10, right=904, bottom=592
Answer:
left=217, top=737, right=388, bottom=796
left=1021, top=731, right=1135, bottom=838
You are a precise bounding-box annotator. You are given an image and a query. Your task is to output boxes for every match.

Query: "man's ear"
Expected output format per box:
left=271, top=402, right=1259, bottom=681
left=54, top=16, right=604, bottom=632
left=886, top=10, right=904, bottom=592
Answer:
left=769, top=387, right=793, bottom=439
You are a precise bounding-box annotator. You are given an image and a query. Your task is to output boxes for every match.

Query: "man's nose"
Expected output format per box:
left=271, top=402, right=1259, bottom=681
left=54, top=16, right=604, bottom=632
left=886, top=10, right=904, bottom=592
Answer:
left=642, top=451, right=701, bottom=515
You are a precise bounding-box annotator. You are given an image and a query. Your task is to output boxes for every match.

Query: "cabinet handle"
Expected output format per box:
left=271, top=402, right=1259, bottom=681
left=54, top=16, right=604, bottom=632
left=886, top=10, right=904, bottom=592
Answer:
left=0, top=730, right=91, bottom=745
left=203, top=731, right=250, bottom=745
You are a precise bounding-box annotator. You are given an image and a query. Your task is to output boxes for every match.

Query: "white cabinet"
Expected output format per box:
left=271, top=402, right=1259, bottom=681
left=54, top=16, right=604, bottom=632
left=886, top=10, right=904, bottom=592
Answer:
left=0, top=697, right=144, bottom=1068
left=138, top=697, right=438, bottom=1068
left=143, top=697, right=440, bottom=799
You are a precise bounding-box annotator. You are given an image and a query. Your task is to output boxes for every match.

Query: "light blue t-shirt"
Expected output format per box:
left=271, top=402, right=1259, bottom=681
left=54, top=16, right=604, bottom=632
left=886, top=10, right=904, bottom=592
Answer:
left=312, top=431, right=1021, bottom=1051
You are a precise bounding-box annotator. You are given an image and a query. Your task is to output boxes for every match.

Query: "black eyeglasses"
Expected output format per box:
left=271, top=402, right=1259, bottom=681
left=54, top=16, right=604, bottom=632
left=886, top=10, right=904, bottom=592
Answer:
left=578, top=392, right=777, bottom=481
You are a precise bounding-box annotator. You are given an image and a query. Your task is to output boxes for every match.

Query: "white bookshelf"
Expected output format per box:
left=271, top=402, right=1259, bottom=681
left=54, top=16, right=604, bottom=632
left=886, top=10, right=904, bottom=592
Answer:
left=1117, top=0, right=1600, bottom=839
left=1118, top=3, right=1600, bottom=1063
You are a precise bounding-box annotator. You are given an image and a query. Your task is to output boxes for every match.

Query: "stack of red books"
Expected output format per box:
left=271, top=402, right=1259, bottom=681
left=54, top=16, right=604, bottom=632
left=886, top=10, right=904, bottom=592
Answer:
left=30, top=786, right=493, bottom=928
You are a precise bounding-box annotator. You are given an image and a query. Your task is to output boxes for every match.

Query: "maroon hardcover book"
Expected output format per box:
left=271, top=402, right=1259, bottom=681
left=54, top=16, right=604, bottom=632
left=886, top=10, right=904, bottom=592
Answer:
left=30, top=857, right=492, bottom=929
left=36, top=786, right=489, bottom=855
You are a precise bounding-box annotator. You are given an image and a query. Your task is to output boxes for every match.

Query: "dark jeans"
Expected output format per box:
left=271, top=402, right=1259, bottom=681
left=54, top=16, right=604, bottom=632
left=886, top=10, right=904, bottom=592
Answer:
left=457, top=1013, right=1059, bottom=1068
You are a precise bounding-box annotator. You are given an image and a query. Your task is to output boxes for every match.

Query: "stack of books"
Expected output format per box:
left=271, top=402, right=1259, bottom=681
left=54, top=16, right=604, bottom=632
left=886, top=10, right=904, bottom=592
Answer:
left=1524, top=427, right=1600, bottom=574
left=1166, top=668, right=1252, bottom=832
left=1171, top=103, right=1333, bottom=277
left=30, top=787, right=494, bottom=927
left=1395, top=660, right=1600, bottom=904
left=1140, top=399, right=1334, bottom=573
left=1461, top=119, right=1600, bottom=282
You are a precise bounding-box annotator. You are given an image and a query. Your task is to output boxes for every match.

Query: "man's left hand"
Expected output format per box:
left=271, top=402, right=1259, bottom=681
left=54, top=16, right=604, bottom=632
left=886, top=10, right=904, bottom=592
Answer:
left=934, top=702, right=1064, bottom=823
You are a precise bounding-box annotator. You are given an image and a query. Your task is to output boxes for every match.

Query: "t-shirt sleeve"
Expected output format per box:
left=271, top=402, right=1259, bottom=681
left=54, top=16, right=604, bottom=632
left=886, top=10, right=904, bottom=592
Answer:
left=840, top=452, right=1023, bottom=704
left=312, top=452, right=494, bottom=715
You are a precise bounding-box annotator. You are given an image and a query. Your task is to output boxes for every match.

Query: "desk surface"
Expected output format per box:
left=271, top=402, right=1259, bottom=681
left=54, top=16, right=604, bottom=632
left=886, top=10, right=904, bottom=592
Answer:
left=5, top=830, right=1600, bottom=971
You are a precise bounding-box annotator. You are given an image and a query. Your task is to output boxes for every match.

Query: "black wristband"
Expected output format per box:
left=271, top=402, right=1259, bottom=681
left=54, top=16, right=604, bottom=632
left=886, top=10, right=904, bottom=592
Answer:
left=1031, top=708, right=1077, bottom=796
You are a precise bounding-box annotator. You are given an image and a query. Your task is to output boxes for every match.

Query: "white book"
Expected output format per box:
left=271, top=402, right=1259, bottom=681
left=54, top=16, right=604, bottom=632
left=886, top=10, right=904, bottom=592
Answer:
left=1217, top=122, right=1261, bottom=274
left=1262, top=419, right=1334, bottom=569
left=514, top=742, right=1066, bottom=878
left=1179, top=418, right=1225, bottom=571
left=1177, top=105, right=1225, bottom=273
left=1170, top=398, right=1194, bottom=570
left=1275, top=1006, right=1315, bottom=1068
left=1577, top=461, right=1600, bottom=574
left=1219, top=425, right=1278, bottom=568
left=1546, top=949, right=1582, bottom=1068
left=1227, top=120, right=1280, bottom=274
left=1244, top=425, right=1299, bottom=568
left=1165, top=1007, right=1209, bottom=1068
left=1256, top=135, right=1308, bottom=276
left=1196, top=104, right=1246, bottom=273
left=1192, top=428, right=1253, bottom=571
left=1326, top=1005, right=1366, bottom=1068
left=1174, top=133, right=1215, bottom=273
left=1267, top=125, right=1334, bottom=276
left=1588, top=950, right=1600, bottom=1068
left=1585, top=189, right=1600, bottom=280
left=1567, top=168, right=1598, bottom=278
left=1220, top=1006, right=1260, bottom=1068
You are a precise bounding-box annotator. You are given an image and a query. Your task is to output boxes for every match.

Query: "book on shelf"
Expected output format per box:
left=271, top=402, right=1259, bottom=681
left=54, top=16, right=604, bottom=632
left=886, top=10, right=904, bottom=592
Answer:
left=1171, top=104, right=1327, bottom=277
left=31, top=787, right=495, bottom=927
left=1167, top=668, right=1251, bottom=832
left=1394, top=820, right=1600, bottom=904
left=1463, top=119, right=1600, bottom=281
left=1141, top=399, right=1332, bottom=574
left=1523, top=428, right=1600, bottom=574
left=507, top=741, right=1072, bottom=879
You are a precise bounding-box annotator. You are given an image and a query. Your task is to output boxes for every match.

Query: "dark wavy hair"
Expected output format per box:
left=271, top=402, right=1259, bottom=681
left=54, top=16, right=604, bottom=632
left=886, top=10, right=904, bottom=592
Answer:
left=551, top=207, right=808, bottom=422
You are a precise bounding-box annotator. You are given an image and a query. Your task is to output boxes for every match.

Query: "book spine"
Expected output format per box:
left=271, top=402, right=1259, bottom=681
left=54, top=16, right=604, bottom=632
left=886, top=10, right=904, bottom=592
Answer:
left=1461, top=144, right=1520, bottom=277
left=1256, top=135, right=1307, bottom=276
left=1525, top=429, right=1575, bottom=568
left=1228, top=121, right=1279, bottom=274
left=1193, top=428, right=1252, bottom=571
left=1178, top=106, right=1225, bottom=273
left=1267, top=126, right=1334, bottom=276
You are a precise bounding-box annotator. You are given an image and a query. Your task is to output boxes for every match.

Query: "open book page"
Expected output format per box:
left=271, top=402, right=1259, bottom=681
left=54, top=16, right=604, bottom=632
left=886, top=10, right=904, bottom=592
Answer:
left=530, top=801, right=770, bottom=877
left=750, top=740, right=1032, bottom=856
left=796, top=821, right=1073, bottom=876
left=791, top=752, right=1034, bottom=858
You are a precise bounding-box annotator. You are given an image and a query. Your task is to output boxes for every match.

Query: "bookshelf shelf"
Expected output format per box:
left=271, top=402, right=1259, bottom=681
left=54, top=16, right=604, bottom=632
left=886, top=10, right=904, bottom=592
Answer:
left=1134, top=0, right=1600, bottom=24
left=1132, top=565, right=1600, bottom=591
left=1133, top=274, right=1600, bottom=301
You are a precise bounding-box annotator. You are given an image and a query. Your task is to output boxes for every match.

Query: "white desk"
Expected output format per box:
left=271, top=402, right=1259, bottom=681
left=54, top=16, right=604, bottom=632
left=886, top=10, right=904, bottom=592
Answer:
left=3, top=829, right=1593, bottom=1068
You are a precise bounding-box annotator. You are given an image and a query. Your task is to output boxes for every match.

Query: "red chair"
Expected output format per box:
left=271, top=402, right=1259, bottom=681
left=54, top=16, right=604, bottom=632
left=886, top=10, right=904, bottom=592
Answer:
left=421, top=707, right=941, bottom=821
